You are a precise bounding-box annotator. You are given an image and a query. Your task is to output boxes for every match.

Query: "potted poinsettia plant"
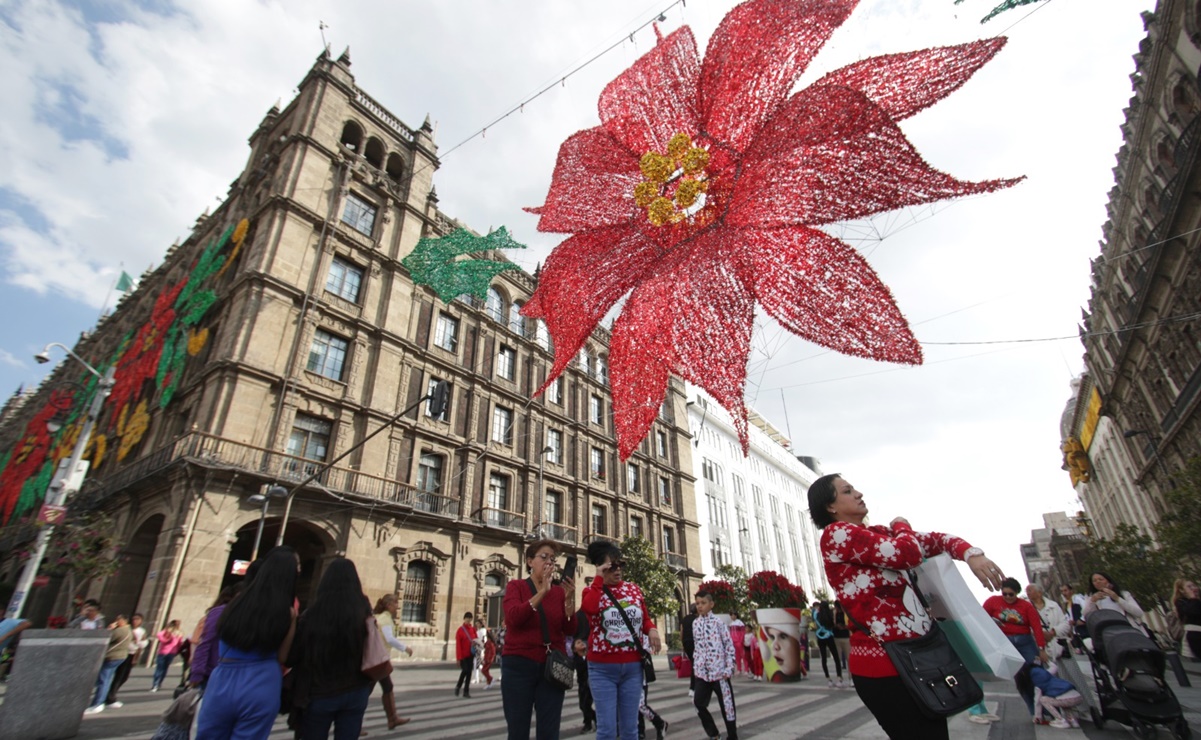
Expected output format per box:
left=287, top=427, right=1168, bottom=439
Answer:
left=697, top=579, right=740, bottom=622
left=748, top=571, right=807, bottom=683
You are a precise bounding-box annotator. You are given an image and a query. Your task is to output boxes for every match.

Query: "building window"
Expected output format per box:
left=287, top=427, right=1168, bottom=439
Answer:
left=547, top=429, right=563, bottom=464
left=589, top=395, right=603, bottom=425
left=596, top=355, right=608, bottom=384
left=306, top=329, right=349, bottom=380
left=416, top=452, right=443, bottom=494
left=488, top=473, right=510, bottom=512
left=659, top=476, right=672, bottom=507
left=434, top=313, right=459, bottom=352
left=663, top=526, right=676, bottom=554
left=546, top=490, right=563, bottom=524
left=547, top=376, right=562, bottom=405
left=325, top=257, right=363, bottom=303
left=509, top=301, right=526, bottom=335
left=536, top=320, right=553, bottom=352
left=630, top=515, right=644, bottom=540
left=591, top=504, right=607, bottom=536
left=286, top=414, right=331, bottom=482
left=627, top=463, right=640, bottom=493
left=578, top=349, right=591, bottom=376
left=590, top=447, right=605, bottom=479
left=492, top=406, right=513, bottom=445
left=656, top=430, right=667, bottom=458
left=401, top=561, right=432, bottom=622
left=752, top=485, right=764, bottom=509
left=342, top=192, right=378, bottom=237
left=485, top=287, right=505, bottom=323
left=426, top=378, right=450, bottom=421
left=496, top=345, right=516, bottom=380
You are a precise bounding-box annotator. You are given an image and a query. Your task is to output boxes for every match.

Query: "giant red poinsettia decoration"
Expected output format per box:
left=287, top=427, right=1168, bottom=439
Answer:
left=522, top=0, right=1022, bottom=458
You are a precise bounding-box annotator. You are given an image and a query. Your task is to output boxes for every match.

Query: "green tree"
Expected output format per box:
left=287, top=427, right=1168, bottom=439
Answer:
left=1156, top=456, right=1201, bottom=579
left=619, top=535, right=680, bottom=619
left=713, top=564, right=750, bottom=615
left=41, top=511, right=122, bottom=619
left=1083, top=523, right=1175, bottom=611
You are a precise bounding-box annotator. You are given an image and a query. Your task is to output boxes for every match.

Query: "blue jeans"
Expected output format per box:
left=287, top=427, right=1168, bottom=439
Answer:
left=90, top=658, right=123, bottom=708
left=153, top=652, right=177, bottom=688
left=588, top=661, right=642, bottom=740
left=1009, top=634, right=1039, bottom=714
left=500, top=654, right=566, bottom=740
left=300, top=684, right=373, bottom=740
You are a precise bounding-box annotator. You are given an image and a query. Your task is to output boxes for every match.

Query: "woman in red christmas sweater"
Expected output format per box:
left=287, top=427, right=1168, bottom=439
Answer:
left=808, top=474, right=1005, bottom=740
left=983, top=577, right=1048, bottom=719
left=582, top=540, right=661, bottom=740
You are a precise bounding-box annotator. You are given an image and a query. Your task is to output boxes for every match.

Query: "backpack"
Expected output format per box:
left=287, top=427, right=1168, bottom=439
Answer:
left=1166, top=608, right=1184, bottom=644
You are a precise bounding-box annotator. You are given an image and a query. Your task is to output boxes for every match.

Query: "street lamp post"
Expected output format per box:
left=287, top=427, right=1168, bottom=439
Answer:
left=7, top=344, right=115, bottom=618
left=247, top=484, right=289, bottom=559
left=536, top=445, right=553, bottom=539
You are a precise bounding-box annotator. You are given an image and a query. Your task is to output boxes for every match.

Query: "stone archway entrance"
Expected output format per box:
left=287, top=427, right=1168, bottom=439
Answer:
left=104, top=514, right=165, bottom=617
left=220, top=518, right=332, bottom=608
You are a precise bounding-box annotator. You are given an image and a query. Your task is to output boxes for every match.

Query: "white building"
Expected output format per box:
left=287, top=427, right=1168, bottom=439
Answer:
left=685, top=384, right=830, bottom=600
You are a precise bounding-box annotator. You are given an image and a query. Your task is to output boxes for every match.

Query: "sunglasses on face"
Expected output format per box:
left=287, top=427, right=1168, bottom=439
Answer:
left=1002, top=591, right=1017, bottom=598
left=608, top=560, right=625, bottom=570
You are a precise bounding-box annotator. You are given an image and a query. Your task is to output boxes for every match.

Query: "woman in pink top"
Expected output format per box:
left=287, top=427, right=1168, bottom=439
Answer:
left=151, top=620, right=184, bottom=691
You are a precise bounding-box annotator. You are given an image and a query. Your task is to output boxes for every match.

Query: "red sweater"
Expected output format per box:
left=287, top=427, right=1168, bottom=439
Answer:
left=983, top=596, right=1046, bottom=647
left=820, top=520, right=972, bottom=678
left=581, top=576, right=655, bottom=664
left=454, top=623, right=477, bottom=661
left=501, top=579, right=577, bottom=663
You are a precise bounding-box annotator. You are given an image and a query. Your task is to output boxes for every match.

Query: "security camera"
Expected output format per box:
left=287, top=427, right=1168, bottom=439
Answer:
left=34, top=351, right=51, bottom=364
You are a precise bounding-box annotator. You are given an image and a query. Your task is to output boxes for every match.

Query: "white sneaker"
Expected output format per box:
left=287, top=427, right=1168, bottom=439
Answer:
left=150, top=686, right=159, bottom=693
left=688, top=690, right=695, bottom=698
left=969, top=715, right=991, bottom=725
left=84, top=705, right=105, bottom=715
left=107, top=701, right=124, bottom=709
left=1049, top=719, right=1071, bottom=729
left=981, top=713, right=1000, bottom=722
left=827, top=680, right=835, bottom=688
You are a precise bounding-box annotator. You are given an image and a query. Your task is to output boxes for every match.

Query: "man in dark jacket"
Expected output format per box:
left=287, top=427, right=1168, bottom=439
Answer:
left=573, top=608, right=595, bottom=732
left=682, top=603, right=698, bottom=697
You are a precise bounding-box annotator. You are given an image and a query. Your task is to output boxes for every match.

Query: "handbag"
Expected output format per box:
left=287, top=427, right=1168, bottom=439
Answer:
left=912, top=553, right=1024, bottom=681
left=150, top=686, right=201, bottom=740
left=847, top=569, right=982, bottom=719
left=528, top=578, right=574, bottom=691
left=601, top=584, right=656, bottom=683
left=362, top=616, right=394, bottom=681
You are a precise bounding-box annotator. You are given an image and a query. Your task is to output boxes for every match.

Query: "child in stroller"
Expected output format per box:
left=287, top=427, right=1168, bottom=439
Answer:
left=1030, top=665, right=1084, bottom=728
left=1084, top=609, right=1191, bottom=739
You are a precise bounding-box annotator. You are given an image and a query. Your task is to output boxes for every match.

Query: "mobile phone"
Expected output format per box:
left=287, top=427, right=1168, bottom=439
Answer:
left=562, top=555, right=577, bottom=583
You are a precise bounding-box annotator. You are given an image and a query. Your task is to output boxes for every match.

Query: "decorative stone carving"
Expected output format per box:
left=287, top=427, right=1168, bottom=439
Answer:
left=471, top=552, right=519, bottom=618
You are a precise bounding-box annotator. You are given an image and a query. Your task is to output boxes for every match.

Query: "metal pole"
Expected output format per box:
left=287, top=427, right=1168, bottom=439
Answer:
left=537, top=454, right=546, bottom=539
left=251, top=495, right=270, bottom=558
left=7, top=368, right=115, bottom=618
left=274, top=389, right=438, bottom=546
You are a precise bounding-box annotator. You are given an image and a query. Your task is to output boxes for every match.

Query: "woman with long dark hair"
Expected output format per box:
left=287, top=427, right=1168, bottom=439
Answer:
left=813, top=601, right=843, bottom=688
left=1082, top=571, right=1144, bottom=626
left=189, top=584, right=241, bottom=691
left=195, top=546, right=299, bottom=740
left=809, top=474, right=1003, bottom=740
left=289, top=557, right=375, bottom=740
left=582, top=540, right=661, bottom=740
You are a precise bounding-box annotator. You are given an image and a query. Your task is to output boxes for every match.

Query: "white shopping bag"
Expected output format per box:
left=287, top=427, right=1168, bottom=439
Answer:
left=913, top=553, right=1025, bottom=681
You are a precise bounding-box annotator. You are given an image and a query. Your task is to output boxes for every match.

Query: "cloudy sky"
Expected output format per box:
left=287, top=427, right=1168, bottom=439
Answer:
left=0, top=0, right=1155, bottom=593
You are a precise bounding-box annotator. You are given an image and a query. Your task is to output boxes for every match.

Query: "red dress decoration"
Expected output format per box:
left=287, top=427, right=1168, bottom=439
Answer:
left=523, top=0, right=1022, bottom=458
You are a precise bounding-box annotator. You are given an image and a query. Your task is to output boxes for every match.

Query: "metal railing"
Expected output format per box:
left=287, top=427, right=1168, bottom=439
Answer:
left=474, top=507, right=525, bottom=531
left=353, top=87, right=414, bottom=143
left=665, top=552, right=688, bottom=569
left=542, top=522, right=578, bottom=544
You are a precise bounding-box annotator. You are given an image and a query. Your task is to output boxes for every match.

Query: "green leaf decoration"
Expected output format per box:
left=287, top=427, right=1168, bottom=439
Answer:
left=954, top=0, right=1047, bottom=23
left=402, top=227, right=525, bottom=303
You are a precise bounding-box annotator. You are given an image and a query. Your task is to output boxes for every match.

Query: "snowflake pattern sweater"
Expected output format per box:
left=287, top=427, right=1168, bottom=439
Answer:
left=581, top=576, right=655, bottom=664
left=820, top=520, right=973, bottom=678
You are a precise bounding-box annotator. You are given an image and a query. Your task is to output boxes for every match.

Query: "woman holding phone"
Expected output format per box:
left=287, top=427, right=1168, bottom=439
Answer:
left=500, top=539, right=577, bottom=740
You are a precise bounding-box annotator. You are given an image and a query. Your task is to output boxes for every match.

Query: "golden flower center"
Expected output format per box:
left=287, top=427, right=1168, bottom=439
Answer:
left=633, top=132, right=710, bottom=227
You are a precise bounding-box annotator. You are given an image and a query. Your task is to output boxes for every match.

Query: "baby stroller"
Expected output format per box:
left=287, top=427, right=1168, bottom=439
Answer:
left=1084, top=610, right=1191, bottom=739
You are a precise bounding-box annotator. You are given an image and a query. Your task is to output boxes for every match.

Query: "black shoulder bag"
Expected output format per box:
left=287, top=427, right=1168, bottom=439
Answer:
left=527, top=579, right=574, bottom=691
left=601, top=584, right=656, bottom=683
left=845, top=569, right=982, bottom=719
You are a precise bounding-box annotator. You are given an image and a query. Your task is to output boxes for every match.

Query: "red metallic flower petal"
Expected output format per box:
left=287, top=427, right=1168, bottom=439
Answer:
left=813, top=39, right=1008, bottom=121
left=737, top=225, right=922, bottom=364
left=728, top=84, right=1023, bottom=228
left=609, top=236, right=753, bottom=458
left=523, top=225, right=663, bottom=389
left=599, top=26, right=702, bottom=156
left=533, top=127, right=643, bottom=234
left=700, top=0, right=858, bottom=154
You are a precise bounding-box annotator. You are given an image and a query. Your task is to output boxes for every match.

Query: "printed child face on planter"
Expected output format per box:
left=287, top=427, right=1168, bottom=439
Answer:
left=762, top=625, right=802, bottom=680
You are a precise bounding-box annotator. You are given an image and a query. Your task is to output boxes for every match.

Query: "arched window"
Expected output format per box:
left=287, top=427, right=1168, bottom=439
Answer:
left=596, top=354, right=608, bottom=385
left=536, top=320, right=552, bottom=352
left=578, top=348, right=591, bottom=375
left=340, top=121, right=363, bottom=153
left=485, top=287, right=506, bottom=323
left=386, top=152, right=405, bottom=182
left=509, top=301, right=526, bottom=335
left=402, top=561, right=433, bottom=622
left=364, top=137, right=385, bottom=169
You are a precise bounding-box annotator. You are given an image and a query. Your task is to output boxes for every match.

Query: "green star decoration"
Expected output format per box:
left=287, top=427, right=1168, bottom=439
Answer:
left=402, top=227, right=526, bottom=303
left=954, top=0, right=1046, bottom=23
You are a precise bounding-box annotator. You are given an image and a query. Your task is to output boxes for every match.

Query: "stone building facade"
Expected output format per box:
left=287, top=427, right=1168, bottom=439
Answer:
left=1065, top=0, right=1201, bottom=540
left=0, top=50, right=701, bottom=657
